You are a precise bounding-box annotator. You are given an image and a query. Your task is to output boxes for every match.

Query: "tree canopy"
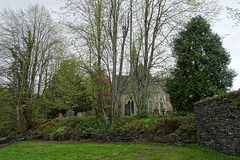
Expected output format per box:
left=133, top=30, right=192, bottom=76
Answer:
left=166, top=16, right=237, bottom=112
left=0, top=4, right=64, bottom=131
left=61, top=0, right=221, bottom=119
left=43, top=59, right=93, bottom=118
left=0, top=1, right=228, bottom=135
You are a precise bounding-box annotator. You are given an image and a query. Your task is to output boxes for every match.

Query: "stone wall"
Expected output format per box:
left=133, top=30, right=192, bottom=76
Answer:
left=194, top=90, right=240, bottom=156
left=69, top=128, right=196, bottom=144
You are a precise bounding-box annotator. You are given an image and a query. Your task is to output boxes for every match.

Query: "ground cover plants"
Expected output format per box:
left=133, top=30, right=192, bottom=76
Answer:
left=33, top=114, right=196, bottom=143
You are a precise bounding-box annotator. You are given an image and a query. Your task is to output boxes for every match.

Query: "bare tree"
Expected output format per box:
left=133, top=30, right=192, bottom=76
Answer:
left=108, top=0, right=130, bottom=121
left=128, top=0, right=220, bottom=113
left=62, top=0, right=130, bottom=122
left=0, top=4, right=64, bottom=131
left=227, top=2, right=240, bottom=26
left=62, top=0, right=111, bottom=122
left=61, top=0, right=220, bottom=118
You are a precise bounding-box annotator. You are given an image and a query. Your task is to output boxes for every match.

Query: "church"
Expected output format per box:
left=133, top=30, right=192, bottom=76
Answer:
left=120, top=85, right=173, bottom=116
left=119, top=80, right=173, bottom=116
left=117, top=64, right=173, bottom=116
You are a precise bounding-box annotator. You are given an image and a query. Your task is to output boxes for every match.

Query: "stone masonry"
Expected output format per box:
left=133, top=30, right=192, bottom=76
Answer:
left=194, top=90, right=240, bottom=156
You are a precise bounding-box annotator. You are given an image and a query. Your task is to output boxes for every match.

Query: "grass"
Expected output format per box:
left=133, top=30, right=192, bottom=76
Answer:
left=0, top=141, right=239, bottom=160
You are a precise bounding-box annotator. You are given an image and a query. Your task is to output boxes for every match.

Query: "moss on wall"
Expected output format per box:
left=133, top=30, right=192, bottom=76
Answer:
left=194, top=90, right=240, bottom=156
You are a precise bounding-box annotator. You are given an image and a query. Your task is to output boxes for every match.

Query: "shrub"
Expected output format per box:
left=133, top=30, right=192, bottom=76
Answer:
left=59, top=117, right=77, bottom=127
left=135, top=113, right=153, bottom=119
left=50, top=126, right=67, bottom=141
left=44, top=127, right=53, bottom=140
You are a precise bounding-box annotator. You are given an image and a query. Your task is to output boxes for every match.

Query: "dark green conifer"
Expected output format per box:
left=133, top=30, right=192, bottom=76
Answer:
left=167, top=16, right=237, bottom=112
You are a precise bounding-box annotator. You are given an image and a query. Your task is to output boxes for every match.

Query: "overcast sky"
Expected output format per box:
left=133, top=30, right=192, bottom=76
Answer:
left=0, top=0, right=239, bottom=91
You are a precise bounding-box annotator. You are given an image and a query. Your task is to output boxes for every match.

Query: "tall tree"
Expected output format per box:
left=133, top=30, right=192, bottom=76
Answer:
left=0, top=4, right=64, bottom=131
left=166, top=16, right=237, bottom=112
left=62, top=0, right=129, bottom=122
left=43, top=59, right=93, bottom=118
left=126, top=0, right=221, bottom=113
left=61, top=0, right=220, bottom=117
left=62, top=0, right=110, bottom=121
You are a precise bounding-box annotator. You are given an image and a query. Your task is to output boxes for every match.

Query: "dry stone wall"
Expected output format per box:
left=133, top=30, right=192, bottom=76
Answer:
left=194, top=90, right=240, bottom=156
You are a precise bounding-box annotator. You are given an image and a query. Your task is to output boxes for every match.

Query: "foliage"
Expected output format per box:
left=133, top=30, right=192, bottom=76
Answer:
left=50, top=126, right=67, bottom=141
left=119, top=116, right=181, bottom=134
left=0, top=141, right=239, bottom=160
left=0, top=1, right=230, bottom=138
left=42, top=59, right=93, bottom=118
left=167, top=16, right=237, bottom=112
left=61, top=0, right=221, bottom=122
left=35, top=116, right=109, bottom=140
left=0, top=86, right=16, bottom=137
left=73, top=117, right=107, bottom=131
left=84, top=69, right=111, bottom=118
left=178, top=116, right=196, bottom=135
left=135, top=113, right=153, bottom=119
left=35, top=114, right=196, bottom=143
left=0, top=4, right=64, bottom=131
left=36, top=120, right=58, bottom=140
left=172, top=111, right=194, bottom=117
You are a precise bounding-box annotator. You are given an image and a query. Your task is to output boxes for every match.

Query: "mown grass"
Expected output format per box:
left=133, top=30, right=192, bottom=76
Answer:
left=0, top=141, right=239, bottom=160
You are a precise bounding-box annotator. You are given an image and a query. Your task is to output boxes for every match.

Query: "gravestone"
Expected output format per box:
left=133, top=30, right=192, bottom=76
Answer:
left=67, top=110, right=74, bottom=117
left=77, top=112, right=86, bottom=117
left=58, top=113, right=63, bottom=120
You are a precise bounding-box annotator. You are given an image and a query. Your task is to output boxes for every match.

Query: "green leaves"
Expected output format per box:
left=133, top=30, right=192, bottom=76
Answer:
left=167, top=16, right=237, bottom=112
left=0, top=86, right=15, bottom=137
left=43, top=59, right=93, bottom=118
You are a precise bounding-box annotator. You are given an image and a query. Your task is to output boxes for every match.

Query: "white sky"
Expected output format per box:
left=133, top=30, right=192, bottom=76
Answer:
left=0, top=0, right=239, bottom=91
left=213, top=0, right=240, bottom=91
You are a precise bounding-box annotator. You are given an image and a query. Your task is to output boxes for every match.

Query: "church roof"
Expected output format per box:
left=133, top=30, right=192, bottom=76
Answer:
left=120, top=75, right=166, bottom=94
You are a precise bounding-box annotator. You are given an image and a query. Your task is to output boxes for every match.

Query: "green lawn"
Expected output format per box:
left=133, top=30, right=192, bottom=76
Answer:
left=0, top=141, right=239, bottom=160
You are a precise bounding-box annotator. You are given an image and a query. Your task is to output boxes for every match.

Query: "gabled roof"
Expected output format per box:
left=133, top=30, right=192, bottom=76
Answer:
left=120, top=75, right=167, bottom=94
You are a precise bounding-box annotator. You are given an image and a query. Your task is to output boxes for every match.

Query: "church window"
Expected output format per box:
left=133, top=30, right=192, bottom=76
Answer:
left=146, top=100, right=152, bottom=113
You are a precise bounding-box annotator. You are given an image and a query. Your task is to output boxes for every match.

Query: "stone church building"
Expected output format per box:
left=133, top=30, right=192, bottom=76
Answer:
left=118, top=76, right=173, bottom=116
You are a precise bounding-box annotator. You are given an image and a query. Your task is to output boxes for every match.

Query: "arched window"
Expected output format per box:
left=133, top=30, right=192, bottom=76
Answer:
left=127, top=100, right=134, bottom=114
left=146, top=100, right=152, bottom=113
left=131, top=100, right=134, bottom=114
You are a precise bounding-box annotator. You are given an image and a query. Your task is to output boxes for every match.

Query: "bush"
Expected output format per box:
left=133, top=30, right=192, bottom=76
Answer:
left=33, top=114, right=197, bottom=144
left=50, top=126, right=67, bottom=141
left=44, top=127, right=53, bottom=140
left=135, top=113, right=153, bottom=119
left=59, top=117, right=78, bottom=127
left=173, top=111, right=194, bottom=116
left=178, top=116, right=196, bottom=135
left=35, top=120, right=58, bottom=139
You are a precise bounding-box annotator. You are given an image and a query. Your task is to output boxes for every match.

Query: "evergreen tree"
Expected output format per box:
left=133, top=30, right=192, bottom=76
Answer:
left=167, top=16, right=237, bottom=112
left=0, top=86, right=15, bottom=136
left=43, top=59, right=93, bottom=118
